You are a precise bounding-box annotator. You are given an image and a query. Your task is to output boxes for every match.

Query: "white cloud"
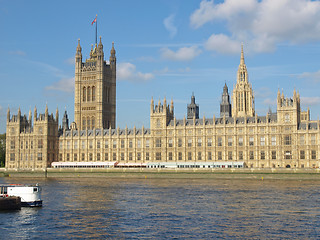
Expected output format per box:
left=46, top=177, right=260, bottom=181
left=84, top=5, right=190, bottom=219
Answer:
left=117, top=62, right=154, bottom=81
left=45, top=78, right=75, bottom=93
left=191, top=0, right=320, bottom=53
left=205, top=34, right=240, bottom=54
left=301, top=97, right=320, bottom=106
left=161, top=46, right=202, bottom=61
left=164, top=14, right=177, bottom=38
left=298, top=70, right=320, bottom=82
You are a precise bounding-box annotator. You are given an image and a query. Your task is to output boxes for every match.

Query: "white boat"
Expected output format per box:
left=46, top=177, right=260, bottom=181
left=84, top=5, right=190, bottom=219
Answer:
left=0, top=184, right=42, bottom=207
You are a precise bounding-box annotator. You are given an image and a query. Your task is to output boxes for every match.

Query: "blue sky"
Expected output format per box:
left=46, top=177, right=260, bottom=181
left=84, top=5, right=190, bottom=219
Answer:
left=1, top=0, right=320, bottom=133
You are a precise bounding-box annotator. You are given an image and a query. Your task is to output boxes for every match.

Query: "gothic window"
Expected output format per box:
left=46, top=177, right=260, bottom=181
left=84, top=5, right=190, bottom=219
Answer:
left=311, top=150, right=317, bottom=160
left=92, top=117, right=95, bottom=129
left=272, top=151, right=277, bottom=160
left=271, top=136, right=276, bottom=146
left=179, top=152, right=182, bottom=160
left=74, top=140, right=78, bottom=149
left=217, top=137, right=222, bottom=147
left=285, top=114, right=290, bottom=123
left=239, top=137, right=243, bottom=146
left=228, top=137, right=232, bottom=146
left=168, top=152, right=173, bottom=161
left=83, top=87, right=86, bottom=102
left=92, top=86, right=95, bottom=101
left=155, top=138, right=161, bottom=148
left=207, top=138, right=212, bottom=147
left=82, top=117, right=86, bottom=130
left=285, top=151, right=292, bottom=159
left=284, top=135, right=291, bottom=145
left=74, top=153, right=77, bottom=161
left=10, top=140, right=15, bottom=149
left=239, top=151, right=243, bottom=160
left=260, top=137, right=265, bottom=146
left=137, top=140, right=141, bottom=148
left=87, top=118, right=90, bottom=130
left=249, top=137, right=254, bottom=146
left=113, top=140, right=117, bottom=149
left=168, top=139, right=173, bottom=148
left=198, top=138, right=202, bottom=147
left=300, top=150, right=305, bottom=160
left=87, top=86, right=91, bottom=102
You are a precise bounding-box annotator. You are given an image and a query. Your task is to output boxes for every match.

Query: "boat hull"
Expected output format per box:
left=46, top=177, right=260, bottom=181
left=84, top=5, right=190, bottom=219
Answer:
left=21, top=200, right=43, bottom=207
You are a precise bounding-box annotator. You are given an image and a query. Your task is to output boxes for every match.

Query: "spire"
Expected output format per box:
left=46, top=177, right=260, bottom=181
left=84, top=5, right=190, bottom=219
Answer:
left=187, top=93, right=199, bottom=119
left=28, top=108, right=32, bottom=122
left=62, top=110, right=69, bottom=130
left=34, top=106, right=37, bottom=120
left=56, top=107, right=59, bottom=122
left=7, top=107, right=10, bottom=121
left=240, top=43, right=245, bottom=66
left=18, top=106, right=21, bottom=117
left=76, top=39, right=82, bottom=54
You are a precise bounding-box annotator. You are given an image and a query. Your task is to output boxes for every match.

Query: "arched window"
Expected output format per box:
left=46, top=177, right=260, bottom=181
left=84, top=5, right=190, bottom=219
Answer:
left=92, top=86, right=95, bottom=101
left=87, top=118, right=91, bottom=130
left=83, top=87, right=86, bottom=102
left=87, top=86, right=91, bottom=102
left=92, top=117, right=95, bottom=129
left=82, top=117, right=86, bottom=130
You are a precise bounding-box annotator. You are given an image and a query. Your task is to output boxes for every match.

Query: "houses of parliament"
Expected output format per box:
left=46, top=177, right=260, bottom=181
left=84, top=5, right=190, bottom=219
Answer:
left=5, top=36, right=320, bottom=170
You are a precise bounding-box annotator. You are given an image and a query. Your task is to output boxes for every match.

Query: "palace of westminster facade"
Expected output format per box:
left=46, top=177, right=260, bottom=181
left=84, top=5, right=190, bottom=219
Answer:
left=5, top=36, right=320, bottom=170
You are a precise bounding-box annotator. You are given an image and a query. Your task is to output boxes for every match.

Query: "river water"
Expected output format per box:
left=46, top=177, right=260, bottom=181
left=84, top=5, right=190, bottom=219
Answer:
left=0, top=177, right=319, bottom=239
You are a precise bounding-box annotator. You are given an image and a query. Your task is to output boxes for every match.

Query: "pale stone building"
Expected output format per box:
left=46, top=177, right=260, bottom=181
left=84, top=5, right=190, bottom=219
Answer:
left=5, top=38, right=320, bottom=170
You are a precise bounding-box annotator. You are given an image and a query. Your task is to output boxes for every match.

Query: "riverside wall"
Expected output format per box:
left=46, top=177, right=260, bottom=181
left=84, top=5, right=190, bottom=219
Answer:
left=1, top=167, right=320, bottom=179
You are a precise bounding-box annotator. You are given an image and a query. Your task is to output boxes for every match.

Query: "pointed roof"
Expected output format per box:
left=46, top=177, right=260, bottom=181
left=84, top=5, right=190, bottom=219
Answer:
left=240, top=43, right=245, bottom=66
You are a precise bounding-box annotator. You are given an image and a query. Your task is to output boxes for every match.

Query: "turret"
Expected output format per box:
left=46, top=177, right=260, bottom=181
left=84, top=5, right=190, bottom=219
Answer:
left=187, top=93, right=199, bottom=119
left=55, top=107, right=59, bottom=122
left=45, top=104, right=48, bottom=120
left=220, top=83, right=232, bottom=118
left=28, top=109, right=32, bottom=125
left=7, top=107, right=10, bottom=122
left=62, top=110, right=69, bottom=131
left=109, top=42, right=116, bottom=69
left=34, top=106, right=37, bottom=121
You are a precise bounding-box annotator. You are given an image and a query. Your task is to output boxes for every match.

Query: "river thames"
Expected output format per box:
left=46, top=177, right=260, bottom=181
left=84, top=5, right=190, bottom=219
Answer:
left=0, top=177, right=319, bottom=239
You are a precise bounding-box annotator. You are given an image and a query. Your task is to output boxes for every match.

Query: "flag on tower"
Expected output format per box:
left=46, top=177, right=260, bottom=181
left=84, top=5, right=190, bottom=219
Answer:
left=91, top=16, right=97, bottom=25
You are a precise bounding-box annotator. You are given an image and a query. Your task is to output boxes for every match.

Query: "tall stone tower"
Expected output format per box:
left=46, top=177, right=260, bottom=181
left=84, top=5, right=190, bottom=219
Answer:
left=187, top=93, right=199, bottom=119
left=74, top=37, right=116, bottom=130
left=232, top=45, right=255, bottom=117
left=220, top=83, right=232, bottom=118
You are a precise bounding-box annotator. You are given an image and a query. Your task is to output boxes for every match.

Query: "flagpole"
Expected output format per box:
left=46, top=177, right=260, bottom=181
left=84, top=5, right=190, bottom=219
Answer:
left=95, top=14, right=97, bottom=45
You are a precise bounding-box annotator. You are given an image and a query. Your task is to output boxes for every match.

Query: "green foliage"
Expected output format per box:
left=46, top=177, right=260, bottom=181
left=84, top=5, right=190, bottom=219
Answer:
left=0, top=134, right=6, bottom=167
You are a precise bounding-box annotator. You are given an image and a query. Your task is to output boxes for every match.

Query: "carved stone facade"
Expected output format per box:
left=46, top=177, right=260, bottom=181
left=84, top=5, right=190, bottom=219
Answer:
left=5, top=41, right=320, bottom=170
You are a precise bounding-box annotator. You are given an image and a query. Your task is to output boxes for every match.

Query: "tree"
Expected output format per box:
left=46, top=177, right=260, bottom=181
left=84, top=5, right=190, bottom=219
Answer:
left=0, top=134, right=5, bottom=167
